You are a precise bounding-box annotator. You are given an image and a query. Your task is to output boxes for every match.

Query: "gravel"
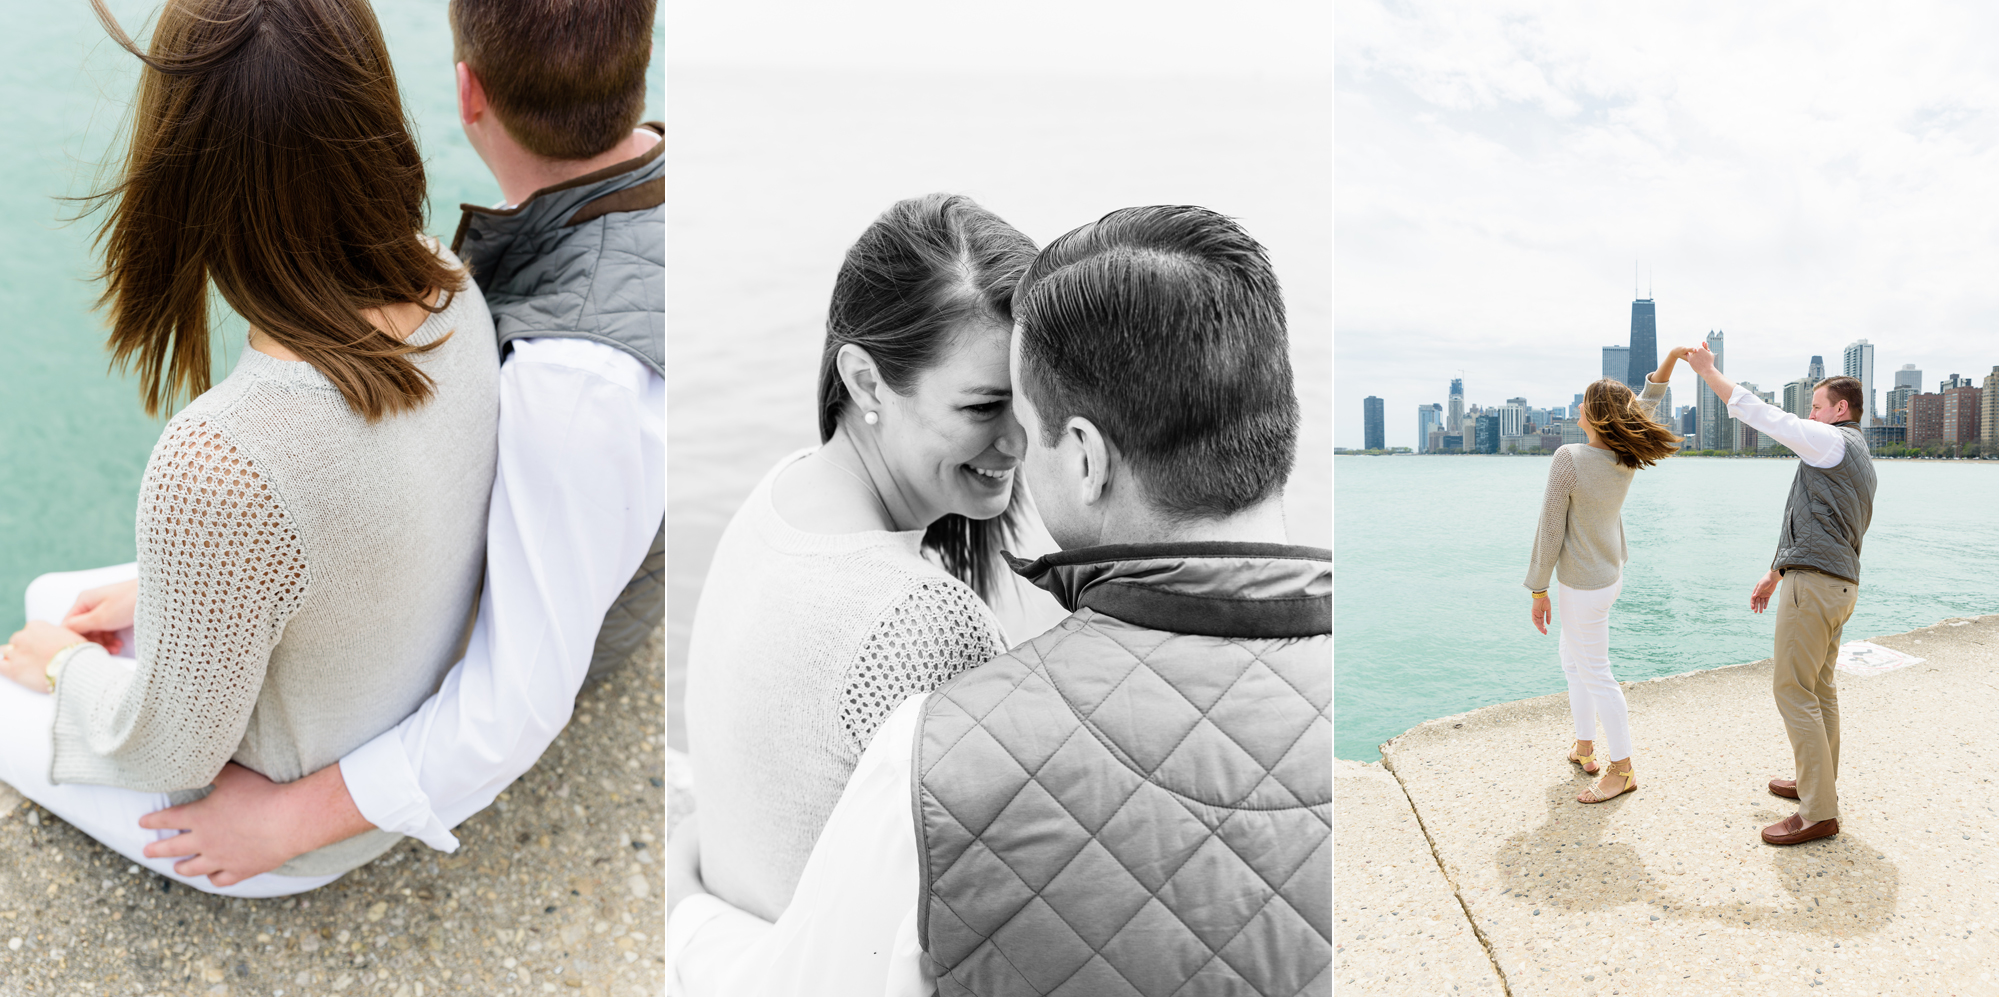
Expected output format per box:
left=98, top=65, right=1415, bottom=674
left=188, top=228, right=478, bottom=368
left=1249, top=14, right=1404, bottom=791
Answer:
left=0, top=626, right=667, bottom=997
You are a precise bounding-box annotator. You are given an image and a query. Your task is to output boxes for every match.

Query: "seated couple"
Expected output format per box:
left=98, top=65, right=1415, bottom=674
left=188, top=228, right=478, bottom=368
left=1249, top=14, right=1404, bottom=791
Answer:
left=0, top=0, right=663, bottom=896
left=667, top=199, right=1333, bottom=995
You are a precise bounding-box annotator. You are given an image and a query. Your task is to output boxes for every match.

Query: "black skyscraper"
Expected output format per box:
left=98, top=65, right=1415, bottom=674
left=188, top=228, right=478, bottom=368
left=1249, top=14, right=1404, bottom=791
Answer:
left=1363, top=396, right=1385, bottom=450
left=1625, top=298, right=1657, bottom=390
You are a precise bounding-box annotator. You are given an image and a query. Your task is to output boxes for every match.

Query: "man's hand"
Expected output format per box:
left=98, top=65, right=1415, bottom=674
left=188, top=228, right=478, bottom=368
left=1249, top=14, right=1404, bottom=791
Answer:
left=1750, top=570, right=1782, bottom=614
left=1, top=621, right=90, bottom=693
left=666, top=814, right=707, bottom=915
left=1684, top=343, right=1717, bottom=375
left=63, top=578, right=137, bottom=656
left=139, top=763, right=375, bottom=887
left=1531, top=595, right=1551, bottom=635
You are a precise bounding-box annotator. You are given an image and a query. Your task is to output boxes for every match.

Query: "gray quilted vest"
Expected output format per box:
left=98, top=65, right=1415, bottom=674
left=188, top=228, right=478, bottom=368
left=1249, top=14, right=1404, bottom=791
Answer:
left=1771, top=422, right=1875, bottom=584
left=451, top=124, right=664, bottom=678
left=914, top=542, right=1331, bottom=996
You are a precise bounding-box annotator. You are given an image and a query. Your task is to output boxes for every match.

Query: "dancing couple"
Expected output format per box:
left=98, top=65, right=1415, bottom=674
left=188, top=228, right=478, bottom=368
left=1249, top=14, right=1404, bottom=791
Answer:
left=0, top=0, right=663, bottom=895
left=664, top=199, right=1332, bottom=994
left=1526, top=343, right=1875, bottom=846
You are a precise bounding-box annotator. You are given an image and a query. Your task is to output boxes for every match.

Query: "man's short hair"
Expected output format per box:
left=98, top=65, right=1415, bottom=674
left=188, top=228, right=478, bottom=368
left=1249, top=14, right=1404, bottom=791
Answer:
left=1013, top=205, right=1298, bottom=519
left=449, top=0, right=655, bottom=160
left=1818, top=376, right=1863, bottom=420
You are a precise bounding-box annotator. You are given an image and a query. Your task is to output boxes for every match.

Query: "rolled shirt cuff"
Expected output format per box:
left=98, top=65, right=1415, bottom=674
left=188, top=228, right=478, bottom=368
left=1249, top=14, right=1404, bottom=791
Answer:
left=340, top=732, right=460, bottom=853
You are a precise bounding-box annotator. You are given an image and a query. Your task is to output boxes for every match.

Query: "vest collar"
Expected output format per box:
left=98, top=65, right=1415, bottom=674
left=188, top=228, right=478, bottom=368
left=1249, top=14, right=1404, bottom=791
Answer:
left=450, top=122, right=665, bottom=255
left=1006, top=541, right=1330, bottom=639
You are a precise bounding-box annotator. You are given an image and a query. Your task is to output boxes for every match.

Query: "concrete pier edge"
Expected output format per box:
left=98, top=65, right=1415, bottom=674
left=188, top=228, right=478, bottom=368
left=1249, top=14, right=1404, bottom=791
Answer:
left=1340, top=613, right=1999, bottom=996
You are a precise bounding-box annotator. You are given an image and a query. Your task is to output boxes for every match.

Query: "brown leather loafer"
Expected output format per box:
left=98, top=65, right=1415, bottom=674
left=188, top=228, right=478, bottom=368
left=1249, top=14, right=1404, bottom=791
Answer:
left=1762, top=813, right=1838, bottom=845
left=1769, top=778, right=1799, bottom=799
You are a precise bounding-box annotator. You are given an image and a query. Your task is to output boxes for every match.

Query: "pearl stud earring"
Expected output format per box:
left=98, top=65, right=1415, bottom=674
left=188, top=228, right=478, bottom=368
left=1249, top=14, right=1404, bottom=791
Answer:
left=864, top=411, right=879, bottom=426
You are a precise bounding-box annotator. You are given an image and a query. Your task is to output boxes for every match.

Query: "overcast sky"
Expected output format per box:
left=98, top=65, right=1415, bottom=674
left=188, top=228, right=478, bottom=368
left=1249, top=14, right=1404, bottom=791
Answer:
left=1336, top=0, right=1998, bottom=448
left=669, top=0, right=1329, bottom=80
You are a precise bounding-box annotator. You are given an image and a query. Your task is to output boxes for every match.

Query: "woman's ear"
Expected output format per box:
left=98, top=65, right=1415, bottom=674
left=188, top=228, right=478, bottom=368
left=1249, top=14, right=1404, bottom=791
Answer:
left=836, top=344, right=884, bottom=414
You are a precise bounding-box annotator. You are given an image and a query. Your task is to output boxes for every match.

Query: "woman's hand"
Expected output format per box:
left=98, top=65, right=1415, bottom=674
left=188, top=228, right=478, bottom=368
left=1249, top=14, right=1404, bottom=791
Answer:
left=1531, top=595, right=1551, bottom=635
left=63, top=578, right=137, bottom=656
left=1652, top=346, right=1691, bottom=383
left=0, top=621, right=90, bottom=693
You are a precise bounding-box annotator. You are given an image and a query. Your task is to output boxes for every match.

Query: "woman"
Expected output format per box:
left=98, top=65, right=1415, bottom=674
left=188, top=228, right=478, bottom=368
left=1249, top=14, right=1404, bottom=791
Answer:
left=1524, top=348, right=1684, bottom=804
left=0, top=0, right=495, bottom=897
left=681, top=193, right=1039, bottom=921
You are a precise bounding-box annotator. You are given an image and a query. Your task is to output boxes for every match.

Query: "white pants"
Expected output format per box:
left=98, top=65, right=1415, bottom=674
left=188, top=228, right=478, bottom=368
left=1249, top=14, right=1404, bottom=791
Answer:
left=0, top=564, right=342, bottom=898
left=1557, top=578, right=1633, bottom=762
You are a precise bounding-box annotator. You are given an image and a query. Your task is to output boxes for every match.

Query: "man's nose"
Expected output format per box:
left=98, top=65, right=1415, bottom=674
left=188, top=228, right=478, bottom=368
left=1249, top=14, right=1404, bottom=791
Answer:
left=995, top=409, right=1026, bottom=459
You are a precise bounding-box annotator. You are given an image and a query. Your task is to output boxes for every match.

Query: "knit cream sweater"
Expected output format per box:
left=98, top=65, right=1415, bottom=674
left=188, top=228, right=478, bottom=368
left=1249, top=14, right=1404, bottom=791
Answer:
left=50, top=248, right=498, bottom=877
left=684, top=449, right=1006, bottom=921
left=1523, top=380, right=1670, bottom=593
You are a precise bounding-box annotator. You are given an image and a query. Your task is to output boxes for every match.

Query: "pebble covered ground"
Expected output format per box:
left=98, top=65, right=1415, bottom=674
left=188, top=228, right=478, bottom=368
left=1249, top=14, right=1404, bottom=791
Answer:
left=1346, top=614, right=1997, bottom=996
left=0, top=626, right=668, bottom=997
left=1335, top=759, right=1501, bottom=993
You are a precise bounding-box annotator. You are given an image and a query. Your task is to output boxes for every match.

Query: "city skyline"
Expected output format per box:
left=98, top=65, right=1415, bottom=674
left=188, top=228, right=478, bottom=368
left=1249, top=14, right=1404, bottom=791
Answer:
left=1335, top=1, right=1995, bottom=450
left=1347, top=288, right=1998, bottom=450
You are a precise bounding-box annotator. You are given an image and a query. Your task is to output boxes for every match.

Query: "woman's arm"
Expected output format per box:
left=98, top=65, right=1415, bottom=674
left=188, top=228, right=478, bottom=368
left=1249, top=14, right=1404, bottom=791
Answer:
left=839, top=579, right=1003, bottom=758
left=1523, top=447, right=1577, bottom=600
left=48, top=419, right=307, bottom=791
left=1649, top=346, right=1691, bottom=385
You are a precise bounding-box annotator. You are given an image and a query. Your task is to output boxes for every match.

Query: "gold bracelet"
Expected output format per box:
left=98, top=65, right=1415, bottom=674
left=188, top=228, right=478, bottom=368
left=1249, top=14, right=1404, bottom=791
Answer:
left=44, top=642, right=90, bottom=693
left=1531, top=590, right=1549, bottom=600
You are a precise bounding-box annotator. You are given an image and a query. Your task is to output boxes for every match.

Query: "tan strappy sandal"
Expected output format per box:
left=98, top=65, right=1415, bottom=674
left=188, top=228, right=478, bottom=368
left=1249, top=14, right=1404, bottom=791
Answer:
left=1567, top=742, right=1599, bottom=774
left=1578, top=763, right=1636, bottom=804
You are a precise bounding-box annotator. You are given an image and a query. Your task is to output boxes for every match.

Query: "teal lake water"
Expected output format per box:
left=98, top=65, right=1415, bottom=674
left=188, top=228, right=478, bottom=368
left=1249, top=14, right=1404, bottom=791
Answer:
left=1334, top=455, right=1999, bottom=761
left=0, top=2, right=662, bottom=635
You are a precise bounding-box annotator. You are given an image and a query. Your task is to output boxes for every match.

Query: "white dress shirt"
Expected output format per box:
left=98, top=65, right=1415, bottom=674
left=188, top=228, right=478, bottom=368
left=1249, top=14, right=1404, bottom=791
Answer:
left=338, top=337, right=665, bottom=850
left=666, top=693, right=931, bottom=997
left=1725, top=385, right=1849, bottom=469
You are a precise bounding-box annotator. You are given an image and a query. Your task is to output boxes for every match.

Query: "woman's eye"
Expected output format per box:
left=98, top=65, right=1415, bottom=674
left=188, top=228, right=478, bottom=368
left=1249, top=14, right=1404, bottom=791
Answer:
left=965, top=401, right=1006, bottom=416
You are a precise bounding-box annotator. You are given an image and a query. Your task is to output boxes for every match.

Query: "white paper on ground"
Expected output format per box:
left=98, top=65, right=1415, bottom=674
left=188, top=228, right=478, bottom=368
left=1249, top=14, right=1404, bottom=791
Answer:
left=1835, top=641, right=1925, bottom=677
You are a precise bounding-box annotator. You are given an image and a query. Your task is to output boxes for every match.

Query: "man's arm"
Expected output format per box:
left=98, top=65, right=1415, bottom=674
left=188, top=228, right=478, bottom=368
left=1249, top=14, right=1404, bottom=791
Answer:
left=667, top=694, right=931, bottom=997
left=143, top=339, right=664, bottom=881
left=1683, top=343, right=1844, bottom=468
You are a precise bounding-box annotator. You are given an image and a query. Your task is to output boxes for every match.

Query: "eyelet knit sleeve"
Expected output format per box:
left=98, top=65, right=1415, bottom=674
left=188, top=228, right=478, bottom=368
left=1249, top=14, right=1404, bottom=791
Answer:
left=49, top=418, right=310, bottom=791
left=837, top=579, right=1004, bottom=758
left=1522, top=446, right=1577, bottom=593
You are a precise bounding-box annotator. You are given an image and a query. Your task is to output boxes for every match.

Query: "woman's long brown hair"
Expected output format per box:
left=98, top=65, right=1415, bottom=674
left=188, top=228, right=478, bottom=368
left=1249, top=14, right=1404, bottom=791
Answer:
left=1582, top=377, right=1682, bottom=468
left=81, top=0, right=461, bottom=421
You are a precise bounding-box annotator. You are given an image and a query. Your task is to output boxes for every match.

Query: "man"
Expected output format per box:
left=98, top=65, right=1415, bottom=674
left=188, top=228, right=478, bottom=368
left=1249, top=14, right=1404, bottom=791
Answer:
left=1684, top=344, right=1875, bottom=847
left=67, top=0, right=667, bottom=883
left=665, top=206, right=1331, bottom=995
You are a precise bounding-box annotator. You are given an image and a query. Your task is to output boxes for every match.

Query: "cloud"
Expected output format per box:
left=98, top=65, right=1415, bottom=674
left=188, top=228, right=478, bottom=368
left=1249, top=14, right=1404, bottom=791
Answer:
left=1337, top=0, right=1997, bottom=446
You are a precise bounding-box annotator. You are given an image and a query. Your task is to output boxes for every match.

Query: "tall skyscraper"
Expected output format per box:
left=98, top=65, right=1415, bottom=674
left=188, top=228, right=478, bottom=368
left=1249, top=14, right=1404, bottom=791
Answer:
left=1807, top=356, right=1825, bottom=382
left=1894, top=363, right=1923, bottom=392
left=1784, top=378, right=1815, bottom=419
left=1474, top=414, right=1499, bottom=454
left=1417, top=403, right=1441, bottom=454
left=1625, top=297, right=1657, bottom=391
left=1982, top=367, right=1997, bottom=448
left=1448, top=378, right=1464, bottom=428
left=1602, top=346, right=1630, bottom=382
left=1888, top=384, right=1915, bottom=426
left=1842, top=339, right=1875, bottom=427
left=1363, top=396, right=1385, bottom=450
left=1500, top=399, right=1526, bottom=438
left=1696, top=330, right=1729, bottom=449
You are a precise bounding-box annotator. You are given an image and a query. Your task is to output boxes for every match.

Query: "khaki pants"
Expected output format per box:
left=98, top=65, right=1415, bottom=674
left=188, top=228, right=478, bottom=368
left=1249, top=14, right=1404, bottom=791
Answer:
left=1772, top=569, right=1858, bottom=823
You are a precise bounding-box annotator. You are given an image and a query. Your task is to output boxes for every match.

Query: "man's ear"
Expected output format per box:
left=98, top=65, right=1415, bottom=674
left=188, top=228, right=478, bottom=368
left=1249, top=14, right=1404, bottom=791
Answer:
left=456, top=62, right=486, bottom=128
left=1068, top=416, right=1113, bottom=506
left=835, top=344, right=886, bottom=416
